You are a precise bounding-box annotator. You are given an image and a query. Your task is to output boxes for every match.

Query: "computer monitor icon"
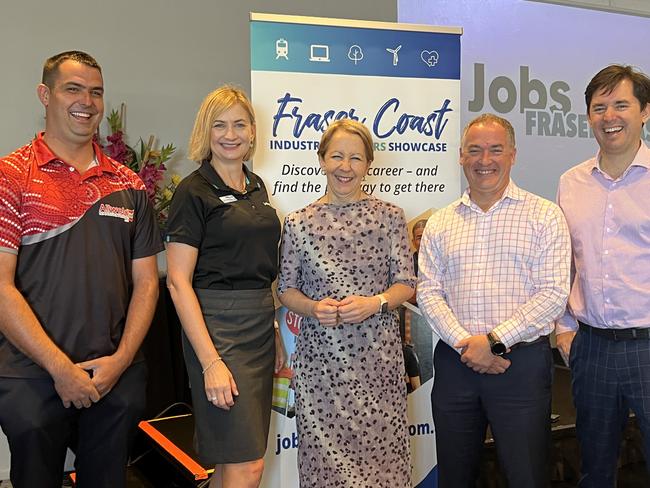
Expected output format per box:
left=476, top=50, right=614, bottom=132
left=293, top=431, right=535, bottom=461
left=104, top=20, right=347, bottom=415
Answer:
left=309, top=44, right=330, bottom=62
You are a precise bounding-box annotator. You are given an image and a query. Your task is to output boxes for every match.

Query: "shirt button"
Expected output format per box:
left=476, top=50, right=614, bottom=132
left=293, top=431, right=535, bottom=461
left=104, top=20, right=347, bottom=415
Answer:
left=608, top=204, right=613, bottom=209
left=604, top=250, right=609, bottom=255
left=605, top=274, right=609, bottom=278
left=606, top=227, right=611, bottom=233
left=69, top=167, right=75, bottom=172
left=606, top=298, right=611, bottom=303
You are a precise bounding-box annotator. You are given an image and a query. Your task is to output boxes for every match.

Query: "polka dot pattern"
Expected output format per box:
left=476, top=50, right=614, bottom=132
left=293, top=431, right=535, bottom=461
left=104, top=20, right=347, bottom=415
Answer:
left=278, top=197, right=415, bottom=487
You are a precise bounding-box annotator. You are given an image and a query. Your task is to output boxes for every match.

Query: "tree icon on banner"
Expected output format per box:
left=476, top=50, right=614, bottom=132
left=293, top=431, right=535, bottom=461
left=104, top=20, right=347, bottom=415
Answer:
left=347, top=45, right=364, bottom=65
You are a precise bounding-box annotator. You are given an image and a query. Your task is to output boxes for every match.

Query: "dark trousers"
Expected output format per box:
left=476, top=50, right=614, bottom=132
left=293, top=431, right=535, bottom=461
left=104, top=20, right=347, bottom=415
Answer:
left=0, top=361, right=146, bottom=488
left=571, top=328, right=650, bottom=487
left=432, top=339, right=552, bottom=488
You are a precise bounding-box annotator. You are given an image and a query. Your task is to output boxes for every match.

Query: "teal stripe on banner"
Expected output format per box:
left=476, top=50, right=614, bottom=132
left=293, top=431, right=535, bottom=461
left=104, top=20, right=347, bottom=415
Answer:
left=251, top=21, right=460, bottom=80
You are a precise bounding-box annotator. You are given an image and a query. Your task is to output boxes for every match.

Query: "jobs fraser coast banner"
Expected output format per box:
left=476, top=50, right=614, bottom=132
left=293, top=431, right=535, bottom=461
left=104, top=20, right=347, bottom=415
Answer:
left=251, top=13, right=461, bottom=487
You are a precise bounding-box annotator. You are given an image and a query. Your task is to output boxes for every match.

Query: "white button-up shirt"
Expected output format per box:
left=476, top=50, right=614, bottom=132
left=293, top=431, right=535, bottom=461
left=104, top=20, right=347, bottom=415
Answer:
left=417, top=181, right=570, bottom=350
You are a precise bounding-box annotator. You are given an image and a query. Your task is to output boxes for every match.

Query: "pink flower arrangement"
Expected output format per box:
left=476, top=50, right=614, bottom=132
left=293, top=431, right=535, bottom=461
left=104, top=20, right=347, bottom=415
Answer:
left=105, top=131, right=133, bottom=165
left=99, top=103, right=179, bottom=229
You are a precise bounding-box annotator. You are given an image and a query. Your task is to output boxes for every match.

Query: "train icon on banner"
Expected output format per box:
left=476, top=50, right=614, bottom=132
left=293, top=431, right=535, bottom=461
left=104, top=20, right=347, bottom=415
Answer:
left=275, top=38, right=288, bottom=60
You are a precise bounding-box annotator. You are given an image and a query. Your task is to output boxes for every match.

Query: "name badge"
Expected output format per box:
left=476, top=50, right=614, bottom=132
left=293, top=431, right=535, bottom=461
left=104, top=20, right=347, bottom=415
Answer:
left=219, top=195, right=238, bottom=203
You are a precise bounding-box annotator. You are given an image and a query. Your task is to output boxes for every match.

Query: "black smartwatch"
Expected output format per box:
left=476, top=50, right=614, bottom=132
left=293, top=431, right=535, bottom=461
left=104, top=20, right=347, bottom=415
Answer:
left=487, top=332, right=507, bottom=356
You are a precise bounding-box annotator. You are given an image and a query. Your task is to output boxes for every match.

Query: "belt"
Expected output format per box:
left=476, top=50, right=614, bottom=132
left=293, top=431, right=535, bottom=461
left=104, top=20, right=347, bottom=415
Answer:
left=509, top=335, right=549, bottom=350
left=578, top=321, right=650, bottom=341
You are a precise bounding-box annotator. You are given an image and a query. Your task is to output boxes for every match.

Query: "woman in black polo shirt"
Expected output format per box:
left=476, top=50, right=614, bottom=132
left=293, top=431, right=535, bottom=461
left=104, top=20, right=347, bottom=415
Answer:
left=166, top=86, right=282, bottom=488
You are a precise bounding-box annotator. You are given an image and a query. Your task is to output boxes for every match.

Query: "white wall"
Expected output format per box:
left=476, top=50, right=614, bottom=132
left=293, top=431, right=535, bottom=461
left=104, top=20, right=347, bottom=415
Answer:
left=0, top=0, right=396, bottom=480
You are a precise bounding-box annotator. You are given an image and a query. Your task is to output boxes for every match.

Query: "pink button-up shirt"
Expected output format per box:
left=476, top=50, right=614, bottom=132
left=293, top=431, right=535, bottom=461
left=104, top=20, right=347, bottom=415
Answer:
left=556, top=142, right=650, bottom=334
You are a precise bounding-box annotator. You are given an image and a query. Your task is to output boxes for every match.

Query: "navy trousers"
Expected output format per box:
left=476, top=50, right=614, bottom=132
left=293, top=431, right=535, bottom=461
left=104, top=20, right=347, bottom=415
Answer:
left=0, top=361, right=146, bottom=488
left=432, top=339, right=552, bottom=488
left=571, top=327, right=650, bottom=487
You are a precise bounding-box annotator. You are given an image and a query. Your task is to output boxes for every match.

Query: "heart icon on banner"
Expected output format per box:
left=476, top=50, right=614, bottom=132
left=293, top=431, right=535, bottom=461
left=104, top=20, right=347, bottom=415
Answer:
left=420, top=50, right=439, bottom=67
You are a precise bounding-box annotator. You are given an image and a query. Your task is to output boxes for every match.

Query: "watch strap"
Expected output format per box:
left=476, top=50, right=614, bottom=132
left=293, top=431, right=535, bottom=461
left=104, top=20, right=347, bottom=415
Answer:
left=378, top=294, right=388, bottom=314
left=487, top=331, right=506, bottom=356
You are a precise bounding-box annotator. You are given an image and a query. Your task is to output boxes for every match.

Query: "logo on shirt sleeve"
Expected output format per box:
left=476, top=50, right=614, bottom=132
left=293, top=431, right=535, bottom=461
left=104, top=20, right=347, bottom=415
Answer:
left=99, top=203, right=134, bottom=223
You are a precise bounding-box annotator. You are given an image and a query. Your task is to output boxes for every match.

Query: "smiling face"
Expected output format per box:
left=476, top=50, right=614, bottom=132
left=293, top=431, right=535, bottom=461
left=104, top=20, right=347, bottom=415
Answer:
left=588, top=78, right=649, bottom=160
left=38, top=60, right=104, bottom=148
left=460, top=121, right=516, bottom=211
left=319, top=129, right=371, bottom=205
left=209, top=103, right=255, bottom=166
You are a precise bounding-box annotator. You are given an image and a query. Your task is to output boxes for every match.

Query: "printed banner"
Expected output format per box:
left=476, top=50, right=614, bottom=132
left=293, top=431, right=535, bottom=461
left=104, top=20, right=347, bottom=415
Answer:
left=251, top=13, right=462, bottom=487
left=398, top=0, right=650, bottom=201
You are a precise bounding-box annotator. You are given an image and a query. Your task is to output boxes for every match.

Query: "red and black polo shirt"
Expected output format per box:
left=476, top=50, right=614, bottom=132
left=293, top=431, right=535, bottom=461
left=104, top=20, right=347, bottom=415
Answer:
left=0, top=133, right=163, bottom=378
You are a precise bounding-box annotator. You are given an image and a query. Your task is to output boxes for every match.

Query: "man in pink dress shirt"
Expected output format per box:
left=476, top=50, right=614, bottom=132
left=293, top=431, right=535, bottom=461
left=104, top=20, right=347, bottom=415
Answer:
left=556, top=64, right=650, bottom=487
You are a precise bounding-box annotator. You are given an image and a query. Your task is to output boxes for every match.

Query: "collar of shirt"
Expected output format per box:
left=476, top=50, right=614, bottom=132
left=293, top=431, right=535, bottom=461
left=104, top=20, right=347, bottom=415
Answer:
left=198, top=160, right=259, bottom=193
left=32, top=132, right=117, bottom=175
left=456, top=180, right=523, bottom=213
left=590, top=141, right=650, bottom=181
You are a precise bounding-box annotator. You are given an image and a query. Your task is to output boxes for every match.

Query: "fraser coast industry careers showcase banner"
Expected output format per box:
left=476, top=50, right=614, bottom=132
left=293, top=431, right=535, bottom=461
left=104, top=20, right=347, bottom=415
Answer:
left=251, top=13, right=461, bottom=487
left=251, top=13, right=461, bottom=222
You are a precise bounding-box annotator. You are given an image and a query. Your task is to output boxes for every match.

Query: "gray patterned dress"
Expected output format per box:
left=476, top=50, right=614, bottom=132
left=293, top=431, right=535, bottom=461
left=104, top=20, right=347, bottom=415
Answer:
left=278, top=197, right=416, bottom=488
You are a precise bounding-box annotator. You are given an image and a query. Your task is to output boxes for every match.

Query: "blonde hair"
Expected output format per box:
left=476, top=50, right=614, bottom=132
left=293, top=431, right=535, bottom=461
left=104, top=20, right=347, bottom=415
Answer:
left=317, top=119, right=374, bottom=163
left=188, top=85, right=256, bottom=163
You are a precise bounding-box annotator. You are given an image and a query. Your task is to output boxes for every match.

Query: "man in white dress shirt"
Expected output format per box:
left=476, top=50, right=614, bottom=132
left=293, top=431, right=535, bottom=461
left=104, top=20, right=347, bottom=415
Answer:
left=417, top=113, right=570, bottom=487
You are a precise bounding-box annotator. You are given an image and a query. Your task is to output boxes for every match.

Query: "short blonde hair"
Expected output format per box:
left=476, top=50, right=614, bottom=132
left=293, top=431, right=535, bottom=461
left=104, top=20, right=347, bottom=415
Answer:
left=317, top=119, right=374, bottom=163
left=188, top=85, right=256, bottom=163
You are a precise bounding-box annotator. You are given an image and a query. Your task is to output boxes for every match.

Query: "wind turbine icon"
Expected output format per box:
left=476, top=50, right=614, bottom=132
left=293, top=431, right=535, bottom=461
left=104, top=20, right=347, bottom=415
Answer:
left=386, top=45, right=402, bottom=66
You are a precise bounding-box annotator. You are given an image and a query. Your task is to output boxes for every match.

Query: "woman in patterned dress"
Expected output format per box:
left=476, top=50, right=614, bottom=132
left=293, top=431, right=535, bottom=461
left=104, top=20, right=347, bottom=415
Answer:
left=278, top=119, right=416, bottom=487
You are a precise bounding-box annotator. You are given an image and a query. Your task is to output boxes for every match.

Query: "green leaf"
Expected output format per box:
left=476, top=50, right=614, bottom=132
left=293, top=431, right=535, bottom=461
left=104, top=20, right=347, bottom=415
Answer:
left=157, top=143, right=176, bottom=166
left=106, top=110, right=122, bottom=133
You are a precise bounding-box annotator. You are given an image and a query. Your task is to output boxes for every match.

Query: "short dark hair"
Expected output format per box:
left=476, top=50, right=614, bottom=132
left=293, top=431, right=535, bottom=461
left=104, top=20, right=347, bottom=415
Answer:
left=42, top=51, right=102, bottom=88
left=585, top=64, right=650, bottom=113
left=461, top=113, right=515, bottom=148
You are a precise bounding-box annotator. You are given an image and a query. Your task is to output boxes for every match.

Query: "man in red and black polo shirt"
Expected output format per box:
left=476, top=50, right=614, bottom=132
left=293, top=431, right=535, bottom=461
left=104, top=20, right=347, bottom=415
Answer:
left=0, top=51, right=162, bottom=488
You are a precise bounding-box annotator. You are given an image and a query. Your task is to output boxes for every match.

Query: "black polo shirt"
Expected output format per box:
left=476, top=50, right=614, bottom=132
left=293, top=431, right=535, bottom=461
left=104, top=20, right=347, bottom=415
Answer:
left=166, top=161, right=280, bottom=290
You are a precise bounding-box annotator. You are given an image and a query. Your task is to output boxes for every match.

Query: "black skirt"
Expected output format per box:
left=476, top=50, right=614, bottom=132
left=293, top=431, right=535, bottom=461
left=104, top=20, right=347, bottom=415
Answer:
left=182, top=288, right=275, bottom=465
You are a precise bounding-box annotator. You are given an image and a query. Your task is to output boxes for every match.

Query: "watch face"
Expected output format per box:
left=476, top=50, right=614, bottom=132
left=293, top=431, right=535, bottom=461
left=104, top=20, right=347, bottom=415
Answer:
left=492, top=342, right=507, bottom=356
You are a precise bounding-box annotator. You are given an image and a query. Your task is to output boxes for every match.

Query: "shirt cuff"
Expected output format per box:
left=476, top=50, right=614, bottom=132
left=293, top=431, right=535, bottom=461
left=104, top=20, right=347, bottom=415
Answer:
left=449, top=329, right=473, bottom=355
left=555, top=311, right=578, bottom=335
left=491, top=319, right=523, bottom=349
